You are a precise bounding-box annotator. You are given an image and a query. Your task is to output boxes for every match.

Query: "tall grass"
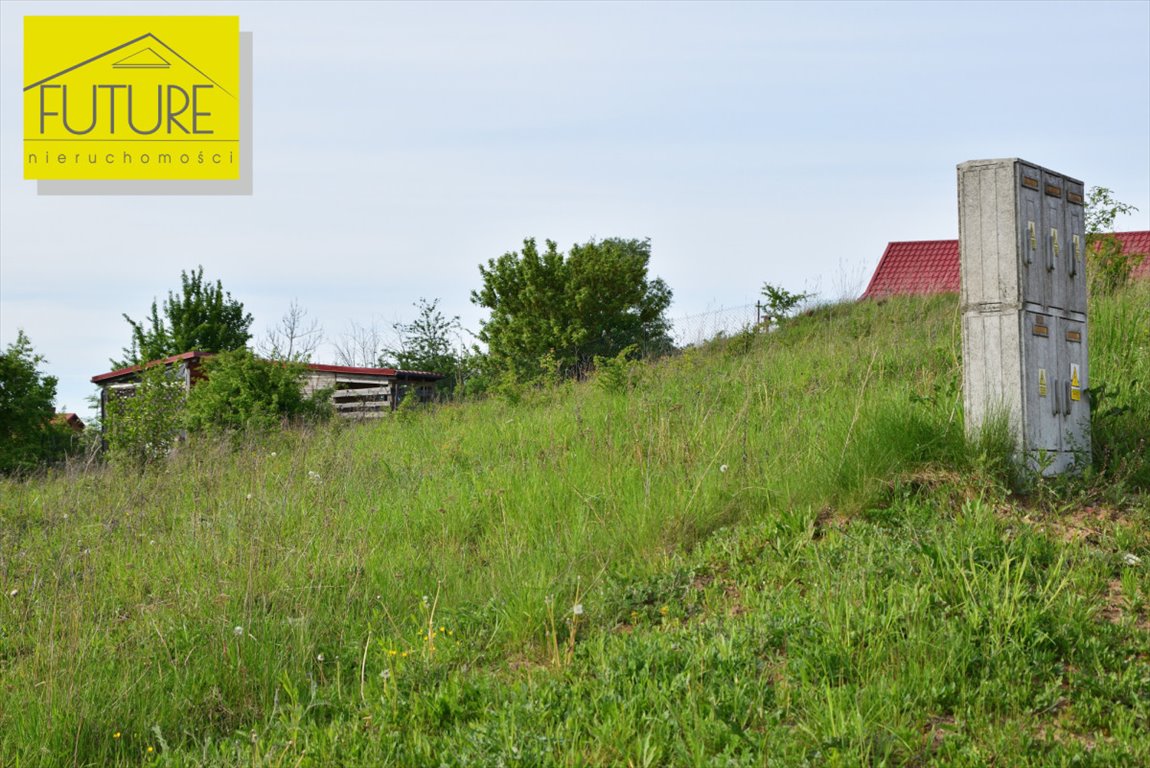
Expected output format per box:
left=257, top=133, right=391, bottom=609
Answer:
left=1, top=289, right=1147, bottom=766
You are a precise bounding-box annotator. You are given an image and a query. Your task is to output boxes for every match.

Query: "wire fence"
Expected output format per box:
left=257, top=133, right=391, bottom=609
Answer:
left=667, top=303, right=762, bottom=349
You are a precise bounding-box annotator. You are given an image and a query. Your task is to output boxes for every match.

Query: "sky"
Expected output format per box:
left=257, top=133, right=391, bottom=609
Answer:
left=2, top=0, right=1148, bottom=420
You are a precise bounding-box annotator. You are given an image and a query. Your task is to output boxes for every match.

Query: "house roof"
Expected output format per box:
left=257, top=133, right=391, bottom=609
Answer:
left=861, top=230, right=1150, bottom=299
left=52, top=412, right=85, bottom=431
left=92, top=353, right=445, bottom=384
left=305, top=364, right=444, bottom=381
left=91, top=350, right=211, bottom=384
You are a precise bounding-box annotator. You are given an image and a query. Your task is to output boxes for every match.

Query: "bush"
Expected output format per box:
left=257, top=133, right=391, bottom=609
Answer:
left=184, top=349, right=331, bottom=433
left=103, top=363, right=187, bottom=468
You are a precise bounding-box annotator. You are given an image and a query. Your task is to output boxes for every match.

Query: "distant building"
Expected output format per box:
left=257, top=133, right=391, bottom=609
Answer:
left=861, top=230, right=1150, bottom=300
left=91, top=351, right=444, bottom=422
left=51, top=412, right=85, bottom=432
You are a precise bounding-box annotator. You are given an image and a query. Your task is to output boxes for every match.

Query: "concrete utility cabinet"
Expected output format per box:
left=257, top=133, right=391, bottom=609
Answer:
left=958, top=158, right=1090, bottom=475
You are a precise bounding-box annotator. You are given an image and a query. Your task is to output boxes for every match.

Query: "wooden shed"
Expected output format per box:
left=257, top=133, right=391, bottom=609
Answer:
left=91, top=353, right=444, bottom=422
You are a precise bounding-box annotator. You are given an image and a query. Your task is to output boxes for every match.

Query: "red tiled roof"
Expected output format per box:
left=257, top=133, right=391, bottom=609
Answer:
left=862, top=231, right=1150, bottom=299
left=1119, top=231, right=1150, bottom=279
left=861, top=239, right=959, bottom=299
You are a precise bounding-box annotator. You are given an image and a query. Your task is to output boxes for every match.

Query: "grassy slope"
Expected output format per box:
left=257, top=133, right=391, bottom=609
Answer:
left=1, top=287, right=1148, bottom=766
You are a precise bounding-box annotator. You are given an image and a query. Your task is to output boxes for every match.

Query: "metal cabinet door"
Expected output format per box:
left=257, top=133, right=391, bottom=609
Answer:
left=1063, top=180, right=1088, bottom=315
left=1042, top=171, right=1068, bottom=311
left=1017, top=164, right=1047, bottom=309
left=1022, top=311, right=1062, bottom=455
left=1059, top=316, right=1091, bottom=459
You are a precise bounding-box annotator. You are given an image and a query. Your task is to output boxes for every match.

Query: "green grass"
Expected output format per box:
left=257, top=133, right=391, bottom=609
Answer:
left=2, top=288, right=1148, bottom=766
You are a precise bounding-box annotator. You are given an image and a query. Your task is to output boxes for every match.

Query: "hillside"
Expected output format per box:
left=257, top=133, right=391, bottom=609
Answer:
left=2, top=287, right=1149, bottom=766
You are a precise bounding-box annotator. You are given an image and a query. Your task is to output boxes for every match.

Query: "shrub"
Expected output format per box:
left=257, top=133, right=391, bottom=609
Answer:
left=103, top=363, right=187, bottom=468
left=184, top=349, right=331, bottom=433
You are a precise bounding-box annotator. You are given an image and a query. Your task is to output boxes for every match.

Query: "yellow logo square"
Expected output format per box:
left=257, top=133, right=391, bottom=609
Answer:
left=24, top=16, right=240, bottom=180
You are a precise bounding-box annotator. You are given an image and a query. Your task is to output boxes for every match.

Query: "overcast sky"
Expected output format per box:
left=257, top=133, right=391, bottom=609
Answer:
left=2, top=0, right=1148, bottom=420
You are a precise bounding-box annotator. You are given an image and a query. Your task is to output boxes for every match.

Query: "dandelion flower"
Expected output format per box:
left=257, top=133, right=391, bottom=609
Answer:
left=233, top=625, right=243, bottom=636
left=1123, top=553, right=1143, bottom=567
left=572, top=603, right=584, bottom=616
left=379, top=669, right=391, bottom=680
left=316, top=653, right=325, bottom=662
left=147, top=746, right=154, bottom=753
left=270, top=452, right=277, bottom=458
left=113, top=732, right=121, bottom=739
left=7, top=589, right=16, bottom=598
left=245, top=493, right=253, bottom=501
left=308, top=471, right=322, bottom=483
left=720, top=464, right=729, bottom=473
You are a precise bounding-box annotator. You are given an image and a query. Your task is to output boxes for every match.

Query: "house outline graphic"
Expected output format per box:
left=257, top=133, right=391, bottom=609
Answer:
left=24, top=33, right=234, bottom=99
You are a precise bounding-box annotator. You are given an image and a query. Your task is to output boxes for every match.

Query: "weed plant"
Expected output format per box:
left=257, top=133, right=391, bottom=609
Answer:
left=2, top=289, right=1148, bottom=766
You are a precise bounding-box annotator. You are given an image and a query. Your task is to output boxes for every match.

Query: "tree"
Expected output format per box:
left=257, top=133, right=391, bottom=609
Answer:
left=0, top=331, right=73, bottom=473
left=471, top=237, right=672, bottom=381
left=333, top=319, right=386, bottom=369
left=380, top=298, right=470, bottom=394
left=1085, top=186, right=1143, bottom=295
left=184, top=348, right=331, bottom=433
left=258, top=299, right=323, bottom=362
left=116, top=266, right=253, bottom=366
left=102, top=362, right=187, bottom=468
left=759, top=283, right=812, bottom=327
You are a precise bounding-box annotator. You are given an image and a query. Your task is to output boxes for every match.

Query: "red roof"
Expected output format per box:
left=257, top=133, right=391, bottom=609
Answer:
left=52, top=413, right=85, bottom=432
left=306, top=363, right=443, bottom=381
left=92, top=350, right=211, bottom=383
left=862, top=231, right=1150, bottom=299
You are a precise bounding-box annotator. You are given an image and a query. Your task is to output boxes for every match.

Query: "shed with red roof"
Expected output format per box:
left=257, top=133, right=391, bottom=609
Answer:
left=92, top=353, right=444, bottom=422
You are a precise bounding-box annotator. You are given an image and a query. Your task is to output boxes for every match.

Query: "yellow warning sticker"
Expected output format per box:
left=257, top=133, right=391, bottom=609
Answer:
left=1038, top=368, right=1047, bottom=397
left=1070, top=364, right=1081, bottom=401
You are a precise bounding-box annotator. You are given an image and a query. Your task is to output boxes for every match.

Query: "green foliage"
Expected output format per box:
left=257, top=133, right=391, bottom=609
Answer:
left=760, top=282, right=812, bottom=326
left=184, top=349, right=331, bottom=434
left=1088, top=280, right=1150, bottom=492
left=0, top=331, right=73, bottom=474
left=103, top=363, right=187, bottom=468
left=471, top=237, right=672, bottom=383
left=593, top=344, right=642, bottom=394
left=117, top=266, right=253, bottom=366
left=1085, top=186, right=1139, bottom=234
left=1086, top=186, right=1144, bottom=295
left=382, top=298, right=470, bottom=395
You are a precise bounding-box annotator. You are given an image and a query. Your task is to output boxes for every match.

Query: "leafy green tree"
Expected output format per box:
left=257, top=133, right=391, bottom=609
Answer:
left=1086, top=186, right=1143, bottom=295
left=471, top=237, right=672, bottom=381
left=381, top=298, right=471, bottom=394
left=116, top=266, right=253, bottom=366
left=184, top=349, right=331, bottom=433
left=760, top=283, right=813, bottom=327
left=0, top=331, right=73, bottom=473
left=103, top=363, right=187, bottom=468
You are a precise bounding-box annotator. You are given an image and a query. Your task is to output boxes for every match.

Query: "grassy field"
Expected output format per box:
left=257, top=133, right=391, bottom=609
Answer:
left=2, top=286, right=1148, bottom=766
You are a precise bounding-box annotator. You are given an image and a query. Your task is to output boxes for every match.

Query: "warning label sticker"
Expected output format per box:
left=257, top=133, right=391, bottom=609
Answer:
left=1038, top=368, right=1047, bottom=398
left=1070, top=364, right=1081, bottom=402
